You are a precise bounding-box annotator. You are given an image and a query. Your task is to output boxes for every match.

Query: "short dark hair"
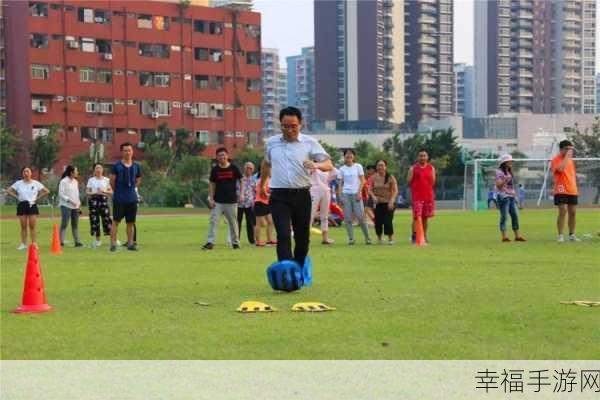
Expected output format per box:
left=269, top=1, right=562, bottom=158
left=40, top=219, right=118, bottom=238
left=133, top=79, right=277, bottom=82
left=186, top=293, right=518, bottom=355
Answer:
left=418, top=149, right=429, bottom=154
left=559, top=140, right=573, bottom=149
left=120, top=142, right=133, bottom=150
left=215, top=147, right=228, bottom=155
left=366, top=164, right=376, bottom=171
left=343, top=149, right=355, bottom=156
left=279, top=106, right=302, bottom=122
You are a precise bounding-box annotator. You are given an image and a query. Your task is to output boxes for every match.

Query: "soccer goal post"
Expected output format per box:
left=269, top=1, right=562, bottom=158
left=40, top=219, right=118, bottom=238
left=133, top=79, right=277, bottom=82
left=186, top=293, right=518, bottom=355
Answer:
left=466, top=157, right=600, bottom=211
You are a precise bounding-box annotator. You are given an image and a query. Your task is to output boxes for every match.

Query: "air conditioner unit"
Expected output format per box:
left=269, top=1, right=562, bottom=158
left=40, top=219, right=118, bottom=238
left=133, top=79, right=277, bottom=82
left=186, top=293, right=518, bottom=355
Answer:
left=189, top=108, right=198, bottom=116
left=67, top=40, right=79, bottom=49
left=36, top=106, right=47, bottom=113
left=150, top=112, right=159, bottom=119
left=103, top=53, right=113, bottom=60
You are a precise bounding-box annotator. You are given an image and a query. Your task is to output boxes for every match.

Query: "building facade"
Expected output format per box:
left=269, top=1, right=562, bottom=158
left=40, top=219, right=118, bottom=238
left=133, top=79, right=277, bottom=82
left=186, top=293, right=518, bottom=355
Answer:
left=261, top=48, right=287, bottom=137
left=287, top=46, right=315, bottom=130
left=596, top=73, right=600, bottom=113
left=474, top=0, right=596, bottom=116
left=2, top=0, right=262, bottom=171
left=454, top=63, right=474, bottom=118
left=314, top=0, right=405, bottom=128
left=0, top=0, right=6, bottom=127
left=404, top=0, right=454, bottom=126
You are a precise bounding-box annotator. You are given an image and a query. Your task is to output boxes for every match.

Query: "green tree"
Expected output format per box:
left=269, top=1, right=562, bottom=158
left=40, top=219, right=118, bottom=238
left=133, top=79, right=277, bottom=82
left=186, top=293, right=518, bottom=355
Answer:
left=0, top=126, right=22, bottom=181
left=319, top=140, right=342, bottom=166
left=234, top=146, right=263, bottom=169
left=30, top=123, right=61, bottom=180
left=569, top=116, right=600, bottom=203
left=70, top=152, right=95, bottom=179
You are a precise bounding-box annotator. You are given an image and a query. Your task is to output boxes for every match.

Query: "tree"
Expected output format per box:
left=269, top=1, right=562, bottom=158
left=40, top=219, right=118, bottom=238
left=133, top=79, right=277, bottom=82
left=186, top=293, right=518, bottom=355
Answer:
left=569, top=116, right=600, bottom=203
left=234, top=146, right=263, bottom=169
left=0, top=126, right=22, bottom=181
left=30, top=123, right=61, bottom=179
left=70, top=152, right=95, bottom=179
left=319, top=140, right=342, bottom=166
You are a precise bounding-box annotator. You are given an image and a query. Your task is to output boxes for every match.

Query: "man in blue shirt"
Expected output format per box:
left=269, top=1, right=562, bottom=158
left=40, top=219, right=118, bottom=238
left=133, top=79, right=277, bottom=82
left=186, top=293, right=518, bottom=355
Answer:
left=259, top=107, right=332, bottom=266
left=110, top=142, right=141, bottom=252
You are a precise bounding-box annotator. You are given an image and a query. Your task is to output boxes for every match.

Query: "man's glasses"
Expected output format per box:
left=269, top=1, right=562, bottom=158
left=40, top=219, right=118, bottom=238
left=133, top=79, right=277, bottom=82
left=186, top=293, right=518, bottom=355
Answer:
left=281, top=124, right=299, bottom=130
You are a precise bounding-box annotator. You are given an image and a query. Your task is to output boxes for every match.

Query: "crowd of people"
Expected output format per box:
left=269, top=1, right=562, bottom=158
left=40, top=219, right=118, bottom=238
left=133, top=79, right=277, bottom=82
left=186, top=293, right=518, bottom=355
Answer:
left=5, top=108, right=585, bottom=256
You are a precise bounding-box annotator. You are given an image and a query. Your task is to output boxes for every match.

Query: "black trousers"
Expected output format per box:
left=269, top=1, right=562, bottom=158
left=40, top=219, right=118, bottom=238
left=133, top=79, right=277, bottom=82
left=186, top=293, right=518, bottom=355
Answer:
left=237, top=206, right=255, bottom=244
left=270, top=188, right=311, bottom=266
left=374, top=203, right=394, bottom=236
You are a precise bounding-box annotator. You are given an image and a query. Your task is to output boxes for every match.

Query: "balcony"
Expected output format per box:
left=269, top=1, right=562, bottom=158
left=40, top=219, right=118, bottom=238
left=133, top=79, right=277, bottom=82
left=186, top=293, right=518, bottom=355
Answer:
left=421, top=3, right=438, bottom=15
left=418, top=15, right=437, bottom=25
left=421, top=85, right=437, bottom=95
left=422, top=45, right=437, bottom=55
left=419, top=35, right=436, bottom=45
left=517, top=11, right=534, bottom=19
left=517, top=90, right=534, bottom=97
left=419, top=96, right=437, bottom=105
left=564, top=12, right=581, bottom=22
left=418, top=76, right=436, bottom=85
left=563, top=51, right=582, bottom=60
left=419, top=55, right=437, bottom=65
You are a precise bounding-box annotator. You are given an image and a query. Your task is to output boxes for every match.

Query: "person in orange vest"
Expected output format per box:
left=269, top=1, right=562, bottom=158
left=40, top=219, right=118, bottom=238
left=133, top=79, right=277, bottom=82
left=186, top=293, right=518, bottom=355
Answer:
left=407, top=149, right=436, bottom=243
left=551, top=140, right=580, bottom=242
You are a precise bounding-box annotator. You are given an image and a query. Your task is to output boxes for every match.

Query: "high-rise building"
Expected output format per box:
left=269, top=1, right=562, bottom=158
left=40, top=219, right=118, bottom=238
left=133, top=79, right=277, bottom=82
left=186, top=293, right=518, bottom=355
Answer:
left=314, top=0, right=405, bottom=128
left=261, top=48, right=287, bottom=137
left=2, top=0, right=262, bottom=170
left=404, top=0, right=454, bottom=125
left=287, top=46, right=315, bottom=130
left=454, top=63, right=474, bottom=118
left=475, top=0, right=596, bottom=116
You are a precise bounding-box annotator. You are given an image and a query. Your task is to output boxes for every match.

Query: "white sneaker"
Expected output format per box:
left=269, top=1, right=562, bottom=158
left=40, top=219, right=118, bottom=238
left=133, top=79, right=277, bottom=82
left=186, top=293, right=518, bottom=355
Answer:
left=569, top=234, right=581, bottom=242
left=388, top=240, right=395, bottom=245
left=91, top=239, right=102, bottom=248
left=557, top=235, right=565, bottom=243
left=116, top=240, right=122, bottom=246
left=16, top=243, right=27, bottom=250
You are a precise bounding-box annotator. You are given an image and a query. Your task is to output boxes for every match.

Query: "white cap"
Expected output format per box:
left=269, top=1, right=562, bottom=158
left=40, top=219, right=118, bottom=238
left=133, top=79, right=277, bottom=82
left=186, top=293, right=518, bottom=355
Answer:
left=498, top=154, right=513, bottom=165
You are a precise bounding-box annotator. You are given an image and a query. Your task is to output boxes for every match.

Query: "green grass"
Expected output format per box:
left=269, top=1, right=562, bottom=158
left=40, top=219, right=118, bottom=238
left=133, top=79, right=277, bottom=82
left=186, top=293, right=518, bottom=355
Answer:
left=0, top=205, right=207, bottom=218
left=1, top=209, right=599, bottom=359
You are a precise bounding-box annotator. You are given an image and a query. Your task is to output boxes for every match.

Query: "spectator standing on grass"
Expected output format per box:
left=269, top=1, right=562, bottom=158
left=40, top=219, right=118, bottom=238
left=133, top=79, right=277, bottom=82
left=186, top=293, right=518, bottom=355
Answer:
left=6, top=167, right=50, bottom=250
left=258, top=106, right=332, bottom=266
left=310, top=166, right=338, bottom=244
left=551, top=140, right=580, bottom=242
left=495, top=154, right=526, bottom=242
left=254, top=170, right=276, bottom=247
left=407, top=149, right=436, bottom=243
left=487, top=188, right=497, bottom=209
left=110, top=142, right=141, bottom=252
left=363, top=165, right=376, bottom=226
left=518, top=184, right=525, bottom=209
left=58, top=165, right=83, bottom=247
left=369, top=159, right=398, bottom=245
left=86, top=163, right=113, bottom=248
left=237, top=162, right=256, bottom=245
left=203, top=147, right=242, bottom=250
left=337, top=149, right=372, bottom=245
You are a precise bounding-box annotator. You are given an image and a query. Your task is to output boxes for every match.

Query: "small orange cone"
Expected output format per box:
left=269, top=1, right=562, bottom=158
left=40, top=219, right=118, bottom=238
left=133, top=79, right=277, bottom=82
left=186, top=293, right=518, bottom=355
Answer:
left=50, top=223, right=62, bottom=254
left=14, top=244, right=52, bottom=313
left=414, top=217, right=427, bottom=247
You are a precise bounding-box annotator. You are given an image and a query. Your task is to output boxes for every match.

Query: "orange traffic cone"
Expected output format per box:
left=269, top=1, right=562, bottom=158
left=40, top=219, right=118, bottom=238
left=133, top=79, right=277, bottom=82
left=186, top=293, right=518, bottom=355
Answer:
left=13, top=244, right=52, bottom=313
left=414, top=217, right=427, bottom=247
left=50, top=223, right=62, bottom=254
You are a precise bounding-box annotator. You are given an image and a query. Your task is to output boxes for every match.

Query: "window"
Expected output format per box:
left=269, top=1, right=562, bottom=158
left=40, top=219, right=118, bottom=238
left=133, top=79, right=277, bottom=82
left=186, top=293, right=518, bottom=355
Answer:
left=141, top=129, right=155, bottom=142
left=194, top=48, right=209, bottom=61
left=246, top=105, right=261, bottom=119
left=139, top=43, right=170, bottom=58
left=96, top=39, right=111, bottom=54
left=193, top=102, right=209, bottom=118
left=196, top=130, right=209, bottom=142
left=98, top=128, right=114, bottom=143
left=153, top=16, right=169, bottom=31
left=85, top=102, right=97, bottom=113
left=30, top=33, right=49, bottom=48
left=81, top=37, right=95, bottom=52
left=139, top=71, right=152, bottom=87
left=31, top=98, right=45, bottom=110
left=210, top=49, right=223, bottom=63
left=245, top=24, right=260, bottom=38
left=99, top=102, right=113, bottom=114
left=29, top=2, right=48, bottom=17
left=77, top=8, right=94, bottom=23
left=137, top=14, right=153, bottom=29
left=79, top=67, right=96, bottom=82
left=94, top=10, right=110, bottom=24
left=97, top=69, right=112, bottom=84
left=81, top=127, right=97, bottom=140
left=210, top=76, right=223, bottom=90
left=210, top=103, right=224, bottom=118
left=154, top=73, right=170, bottom=87
left=209, top=22, right=222, bottom=35
left=31, top=64, right=49, bottom=79
left=155, top=100, right=171, bottom=116
left=246, top=52, right=260, bottom=65
left=247, top=79, right=261, bottom=92
left=194, top=20, right=206, bottom=33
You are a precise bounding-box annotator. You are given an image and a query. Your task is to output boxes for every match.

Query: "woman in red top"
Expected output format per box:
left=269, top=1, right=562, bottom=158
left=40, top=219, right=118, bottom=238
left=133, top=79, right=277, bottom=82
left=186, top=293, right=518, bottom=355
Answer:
left=407, top=150, right=436, bottom=243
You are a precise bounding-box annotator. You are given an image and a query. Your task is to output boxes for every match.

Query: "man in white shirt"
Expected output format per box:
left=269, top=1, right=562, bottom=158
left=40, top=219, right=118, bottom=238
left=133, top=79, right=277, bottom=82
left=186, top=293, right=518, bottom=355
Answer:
left=259, top=106, right=332, bottom=266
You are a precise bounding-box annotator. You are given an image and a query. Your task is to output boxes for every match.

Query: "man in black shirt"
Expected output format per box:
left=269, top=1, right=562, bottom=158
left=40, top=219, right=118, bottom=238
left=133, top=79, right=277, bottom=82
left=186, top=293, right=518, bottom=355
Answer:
left=203, top=147, right=242, bottom=250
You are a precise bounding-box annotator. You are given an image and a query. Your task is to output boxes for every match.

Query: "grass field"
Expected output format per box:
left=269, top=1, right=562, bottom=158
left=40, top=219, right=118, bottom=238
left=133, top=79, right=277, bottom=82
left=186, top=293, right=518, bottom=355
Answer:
left=1, top=208, right=599, bottom=359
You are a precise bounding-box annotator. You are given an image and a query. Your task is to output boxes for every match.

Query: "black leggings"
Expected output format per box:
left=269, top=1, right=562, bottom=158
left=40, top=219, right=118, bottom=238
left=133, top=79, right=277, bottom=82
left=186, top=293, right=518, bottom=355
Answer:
left=237, top=206, right=255, bottom=244
left=374, top=203, right=394, bottom=237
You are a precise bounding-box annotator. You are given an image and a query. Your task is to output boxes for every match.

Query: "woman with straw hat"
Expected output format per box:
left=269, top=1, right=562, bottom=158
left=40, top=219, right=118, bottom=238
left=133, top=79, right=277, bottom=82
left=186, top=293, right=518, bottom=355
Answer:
left=495, top=154, right=526, bottom=242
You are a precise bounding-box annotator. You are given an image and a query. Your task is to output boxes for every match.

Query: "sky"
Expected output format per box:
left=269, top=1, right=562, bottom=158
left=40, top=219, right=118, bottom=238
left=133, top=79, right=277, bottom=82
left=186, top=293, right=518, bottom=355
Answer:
left=254, top=0, right=599, bottom=73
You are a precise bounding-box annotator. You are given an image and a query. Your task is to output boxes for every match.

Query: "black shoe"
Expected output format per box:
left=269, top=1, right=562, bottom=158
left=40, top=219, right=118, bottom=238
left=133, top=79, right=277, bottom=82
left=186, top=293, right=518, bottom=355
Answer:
left=74, top=242, right=83, bottom=247
left=127, top=244, right=138, bottom=251
left=202, top=242, right=214, bottom=250
left=110, top=244, right=117, bottom=252
left=233, top=244, right=240, bottom=249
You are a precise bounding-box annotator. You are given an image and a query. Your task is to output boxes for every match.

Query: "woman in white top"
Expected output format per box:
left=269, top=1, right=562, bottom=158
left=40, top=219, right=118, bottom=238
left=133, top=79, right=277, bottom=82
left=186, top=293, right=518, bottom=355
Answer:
left=337, top=149, right=372, bottom=245
left=310, top=167, right=337, bottom=244
left=58, top=165, right=82, bottom=247
left=86, top=163, right=113, bottom=248
left=6, top=166, right=50, bottom=249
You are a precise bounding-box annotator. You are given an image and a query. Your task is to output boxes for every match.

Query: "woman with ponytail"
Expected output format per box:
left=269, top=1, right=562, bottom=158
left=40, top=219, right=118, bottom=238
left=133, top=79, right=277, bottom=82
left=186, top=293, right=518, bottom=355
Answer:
left=58, top=165, right=83, bottom=247
left=369, top=159, right=398, bottom=244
